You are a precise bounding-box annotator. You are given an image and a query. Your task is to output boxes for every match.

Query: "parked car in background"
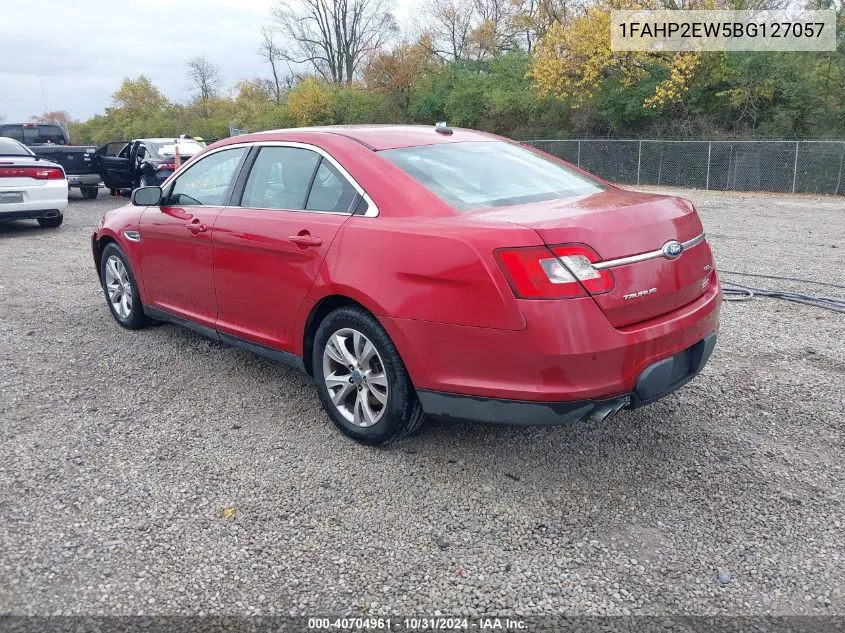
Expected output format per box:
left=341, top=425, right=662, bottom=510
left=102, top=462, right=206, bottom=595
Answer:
left=0, top=137, right=68, bottom=227
left=92, top=125, right=720, bottom=445
left=93, top=138, right=205, bottom=190
left=0, top=122, right=101, bottom=199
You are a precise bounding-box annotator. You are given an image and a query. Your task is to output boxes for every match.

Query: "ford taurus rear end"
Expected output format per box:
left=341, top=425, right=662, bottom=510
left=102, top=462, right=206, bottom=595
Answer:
left=379, top=138, right=720, bottom=425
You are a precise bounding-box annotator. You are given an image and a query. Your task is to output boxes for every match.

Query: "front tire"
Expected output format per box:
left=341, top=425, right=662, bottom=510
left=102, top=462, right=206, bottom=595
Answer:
left=37, top=215, right=63, bottom=228
left=313, top=306, right=425, bottom=445
left=99, top=242, right=148, bottom=329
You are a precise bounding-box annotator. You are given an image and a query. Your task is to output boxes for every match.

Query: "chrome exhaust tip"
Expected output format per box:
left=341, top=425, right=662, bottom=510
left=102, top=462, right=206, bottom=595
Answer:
left=588, top=397, right=629, bottom=423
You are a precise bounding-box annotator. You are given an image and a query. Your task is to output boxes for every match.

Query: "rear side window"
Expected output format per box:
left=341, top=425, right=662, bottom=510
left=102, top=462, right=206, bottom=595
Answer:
left=167, top=147, right=247, bottom=206
left=306, top=160, right=359, bottom=213
left=240, top=147, right=320, bottom=210
left=0, top=126, right=24, bottom=142
left=381, top=141, right=605, bottom=211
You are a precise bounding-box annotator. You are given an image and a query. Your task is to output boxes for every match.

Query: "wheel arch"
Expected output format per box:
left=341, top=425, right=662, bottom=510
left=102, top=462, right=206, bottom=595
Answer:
left=300, top=294, right=421, bottom=383
left=94, top=234, right=119, bottom=280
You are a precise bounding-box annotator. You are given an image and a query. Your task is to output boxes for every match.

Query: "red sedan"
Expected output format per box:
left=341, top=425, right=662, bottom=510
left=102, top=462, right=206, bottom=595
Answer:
left=92, top=125, right=720, bottom=445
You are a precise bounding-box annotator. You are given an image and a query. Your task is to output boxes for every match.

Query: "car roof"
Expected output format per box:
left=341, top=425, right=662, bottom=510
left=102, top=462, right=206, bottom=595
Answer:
left=242, top=125, right=501, bottom=151
left=137, top=138, right=203, bottom=144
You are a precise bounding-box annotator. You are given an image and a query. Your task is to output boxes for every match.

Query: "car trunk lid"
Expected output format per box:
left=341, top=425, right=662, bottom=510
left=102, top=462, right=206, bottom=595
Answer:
left=474, top=189, right=716, bottom=327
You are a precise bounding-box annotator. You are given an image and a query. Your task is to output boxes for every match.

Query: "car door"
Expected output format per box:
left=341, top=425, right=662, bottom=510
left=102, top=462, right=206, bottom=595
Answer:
left=212, top=144, right=361, bottom=352
left=138, top=146, right=248, bottom=328
left=95, top=141, right=135, bottom=189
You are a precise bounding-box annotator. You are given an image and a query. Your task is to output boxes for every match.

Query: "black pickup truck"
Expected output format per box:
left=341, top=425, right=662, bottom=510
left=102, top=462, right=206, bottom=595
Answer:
left=0, top=123, right=102, bottom=198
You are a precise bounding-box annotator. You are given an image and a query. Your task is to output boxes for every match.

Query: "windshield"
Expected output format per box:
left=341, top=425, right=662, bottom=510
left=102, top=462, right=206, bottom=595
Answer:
left=146, top=140, right=204, bottom=159
left=381, top=141, right=605, bottom=211
left=0, top=138, right=34, bottom=156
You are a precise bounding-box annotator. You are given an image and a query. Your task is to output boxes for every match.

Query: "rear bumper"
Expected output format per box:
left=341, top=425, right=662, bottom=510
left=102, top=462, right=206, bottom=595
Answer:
left=0, top=208, right=63, bottom=221
left=384, top=278, right=721, bottom=403
left=418, top=332, right=717, bottom=425
left=0, top=180, right=69, bottom=218
left=66, top=173, right=101, bottom=187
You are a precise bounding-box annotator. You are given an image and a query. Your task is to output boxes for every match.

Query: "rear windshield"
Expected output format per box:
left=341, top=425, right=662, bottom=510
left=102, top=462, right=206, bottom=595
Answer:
left=380, top=141, right=605, bottom=211
left=0, top=138, right=34, bottom=156
left=146, top=140, right=204, bottom=159
left=0, top=124, right=66, bottom=145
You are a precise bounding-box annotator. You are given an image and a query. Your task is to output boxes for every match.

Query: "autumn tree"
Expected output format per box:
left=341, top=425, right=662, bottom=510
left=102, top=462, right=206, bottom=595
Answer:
left=422, top=0, right=475, bottom=60
left=29, top=110, right=73, bottom=130
left=259, top=26, right=287, bottom=104
left=364, top=37, right=440, bottom=107
left=286, top=77, right=336, bottom=125
left=271, top=0, right=397, bottom=85
left=187, top=55, right=223, bottom=106
left=530, top=6, right=700, bottom=110
left=112, top=76, right=169, bottom=119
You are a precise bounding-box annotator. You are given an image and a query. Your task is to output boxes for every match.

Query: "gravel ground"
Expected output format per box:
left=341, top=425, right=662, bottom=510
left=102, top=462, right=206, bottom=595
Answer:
left=0, top=187, right=843, bottom=617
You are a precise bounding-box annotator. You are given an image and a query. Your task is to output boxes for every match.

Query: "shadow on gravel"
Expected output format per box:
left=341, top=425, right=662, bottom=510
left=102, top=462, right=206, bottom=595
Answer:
left=0, top=220, right=57, bottom=237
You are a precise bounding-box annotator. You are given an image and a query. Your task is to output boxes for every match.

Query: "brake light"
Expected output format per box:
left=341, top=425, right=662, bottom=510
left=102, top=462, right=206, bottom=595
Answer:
left=495, top=244, right=614, bottom=299
left=151, top=160, right=175, bottom=171
left=0, top=166, right=64, bottom=180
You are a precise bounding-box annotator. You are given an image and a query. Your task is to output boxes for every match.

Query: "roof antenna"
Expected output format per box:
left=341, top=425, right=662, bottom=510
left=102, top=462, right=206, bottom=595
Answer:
left=435, top=121, right=453, bottom=135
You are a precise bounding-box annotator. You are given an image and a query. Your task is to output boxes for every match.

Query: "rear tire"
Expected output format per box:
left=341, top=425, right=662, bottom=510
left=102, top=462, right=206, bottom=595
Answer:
left=313, top=306, right=426, bottom=445
left=81, top=186, right=99, bottom=199
left=99, top=242, right=149, bottom=330
left=37, top=215, right=63, bottom=228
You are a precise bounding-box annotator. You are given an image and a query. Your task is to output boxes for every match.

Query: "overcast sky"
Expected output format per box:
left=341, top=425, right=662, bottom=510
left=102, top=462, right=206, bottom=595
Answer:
left=0, top=0, right=411, bottom=123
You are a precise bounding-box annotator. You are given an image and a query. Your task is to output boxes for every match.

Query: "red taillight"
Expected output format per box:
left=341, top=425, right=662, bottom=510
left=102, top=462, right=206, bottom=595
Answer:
left=0, top=166, right=64, bottom=180
left=151, top=160, right=175, bottom=171
left=495, top=243, right=614, bottom=299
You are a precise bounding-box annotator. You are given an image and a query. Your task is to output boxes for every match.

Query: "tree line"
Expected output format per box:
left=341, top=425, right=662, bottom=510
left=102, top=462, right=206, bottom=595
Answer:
left=35, top=0, right=845, bottom=144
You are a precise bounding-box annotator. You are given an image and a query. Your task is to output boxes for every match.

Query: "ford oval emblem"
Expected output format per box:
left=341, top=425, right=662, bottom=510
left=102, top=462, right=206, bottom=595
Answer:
left=662, top=240, right=683, bottom=259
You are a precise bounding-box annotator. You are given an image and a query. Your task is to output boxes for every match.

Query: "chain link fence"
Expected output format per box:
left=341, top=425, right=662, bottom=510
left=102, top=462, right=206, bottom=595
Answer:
left=524, top=140, right=845, bottom=196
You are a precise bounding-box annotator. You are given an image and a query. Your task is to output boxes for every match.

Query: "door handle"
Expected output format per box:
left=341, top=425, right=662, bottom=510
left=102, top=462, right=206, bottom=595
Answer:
left=289, top=234, right=322, bottom=247
left=187, top=218, right=207, bottom=234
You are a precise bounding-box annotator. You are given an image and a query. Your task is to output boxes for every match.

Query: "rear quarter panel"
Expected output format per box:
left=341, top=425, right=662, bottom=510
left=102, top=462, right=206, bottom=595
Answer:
left=307, top=216, right=538, bottom=331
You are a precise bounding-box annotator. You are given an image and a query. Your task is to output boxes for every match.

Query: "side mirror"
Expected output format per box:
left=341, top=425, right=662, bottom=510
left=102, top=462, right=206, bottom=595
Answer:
left=131, top=186, right=162, bottom=206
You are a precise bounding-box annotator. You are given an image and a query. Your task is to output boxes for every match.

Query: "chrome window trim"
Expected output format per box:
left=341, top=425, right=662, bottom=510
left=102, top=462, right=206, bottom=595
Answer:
left=163, top=141, right=379, bottom=217
left=161, top=144, right=251, bottom=210
left=243, top=140, right=379, bottom=217
left=593, top=233, right=706, bottom=270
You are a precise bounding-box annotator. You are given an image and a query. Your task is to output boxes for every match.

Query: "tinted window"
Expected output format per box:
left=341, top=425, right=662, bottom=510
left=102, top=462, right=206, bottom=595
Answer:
left=26, top=125, right=66, bottom=144
left=0, top=138, right=33, bottom=156
left=306, top=160, right=358, bottom=213
left=167, top=147, right=246, bottom=206
left=3, top=125, right=68, bottom=145
left=381, top=141, right=605, bottom=211
left=0, top=126, right=24, bottom=142
left=240, top=147, right=320, bottom=210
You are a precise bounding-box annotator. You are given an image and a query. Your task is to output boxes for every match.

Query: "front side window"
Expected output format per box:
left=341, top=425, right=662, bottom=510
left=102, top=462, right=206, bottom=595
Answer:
left=381, top=141, right=605, bottom=212
left=167, top=147, right=246, bottom=206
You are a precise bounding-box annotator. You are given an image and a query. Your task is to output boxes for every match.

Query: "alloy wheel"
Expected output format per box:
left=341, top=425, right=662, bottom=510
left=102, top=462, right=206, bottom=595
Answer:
left=322, top=328, right=389, bottom=427
left=104, top=255, right=133, bottom=319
